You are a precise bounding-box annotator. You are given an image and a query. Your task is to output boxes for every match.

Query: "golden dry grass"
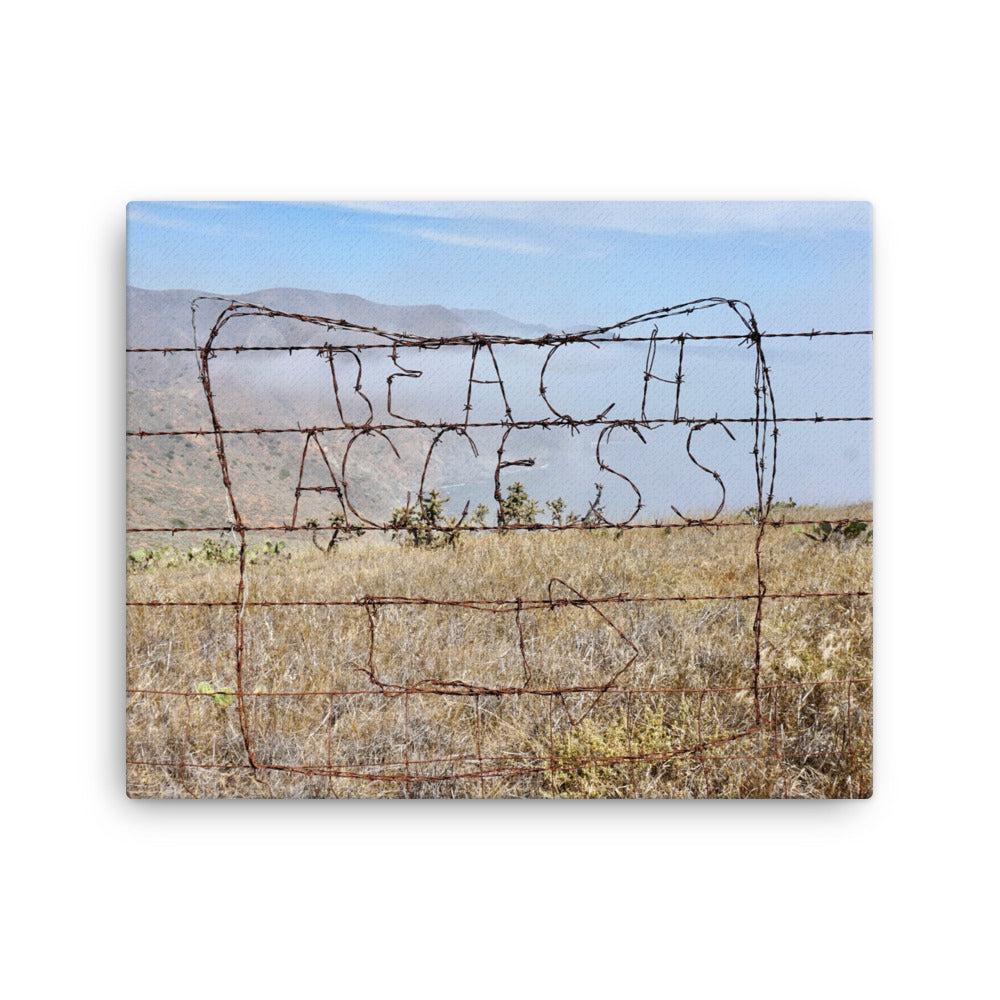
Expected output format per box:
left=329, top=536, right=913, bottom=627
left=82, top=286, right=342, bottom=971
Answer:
left=126, top=505, right=872, bottom=798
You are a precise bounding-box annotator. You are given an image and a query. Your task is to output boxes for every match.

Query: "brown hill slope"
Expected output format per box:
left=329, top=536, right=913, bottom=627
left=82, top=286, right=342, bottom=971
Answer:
left=126, top=287, right=559, bottom=541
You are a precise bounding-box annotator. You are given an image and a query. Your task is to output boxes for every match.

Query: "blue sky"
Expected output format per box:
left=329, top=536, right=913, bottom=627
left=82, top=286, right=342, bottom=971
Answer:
left=127, top=201, right=872, bottom=504
left=126, top=201, right=871, bottom=332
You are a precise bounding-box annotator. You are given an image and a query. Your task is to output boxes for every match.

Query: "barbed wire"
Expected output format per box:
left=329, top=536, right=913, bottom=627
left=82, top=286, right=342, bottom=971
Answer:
left=126, top=416, right=872, bottom=438
left=128, top=590, right=872, bottom=609
left=126, top=296, right=872, bottom=797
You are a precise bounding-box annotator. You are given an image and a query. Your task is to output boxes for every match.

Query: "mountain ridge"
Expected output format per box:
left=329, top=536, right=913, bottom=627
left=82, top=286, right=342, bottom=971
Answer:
left=127, top=285, right=564, bottom=348
left=126, top=287, right=590, bottom=539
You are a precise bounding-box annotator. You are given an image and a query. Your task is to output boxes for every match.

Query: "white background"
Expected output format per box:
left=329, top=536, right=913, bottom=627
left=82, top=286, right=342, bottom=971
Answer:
left=4, top=3, right=995, bottom=997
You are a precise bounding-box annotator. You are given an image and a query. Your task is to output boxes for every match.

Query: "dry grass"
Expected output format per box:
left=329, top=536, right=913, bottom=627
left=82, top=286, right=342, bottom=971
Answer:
left=126, top=505, right=872, bottom=798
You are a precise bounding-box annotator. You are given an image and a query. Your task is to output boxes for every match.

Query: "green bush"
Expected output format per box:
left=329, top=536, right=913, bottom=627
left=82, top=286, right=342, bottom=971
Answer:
left=126, top=537, right=290, bottom=572
left=549, top=705, right=689, bottom=798
left=794, top=520, right=872, bottom=544
left=498, top=481, right=540, bottom=526
left=545, top=497, right=567, bottom=525
left=390, top=490, right=460, bottom=548
left=196, top=681, right=235, bottom=708
left=741, top=497, right=797, bottom=524
left=306, top=513, right=364, bottom=555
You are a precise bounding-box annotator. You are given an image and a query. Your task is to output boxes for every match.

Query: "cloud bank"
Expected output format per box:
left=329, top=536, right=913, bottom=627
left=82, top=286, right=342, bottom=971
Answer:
left=334, top=200, right=871, bottom=237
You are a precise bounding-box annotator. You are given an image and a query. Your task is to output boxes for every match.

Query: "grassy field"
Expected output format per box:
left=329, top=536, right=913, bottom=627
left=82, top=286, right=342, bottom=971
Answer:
left=126, top=505, right=872, bottom=798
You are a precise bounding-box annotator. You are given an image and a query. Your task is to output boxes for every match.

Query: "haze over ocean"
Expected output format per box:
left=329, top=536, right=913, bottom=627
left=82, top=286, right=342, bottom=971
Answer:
left=128, top=201, right=872, bottom=505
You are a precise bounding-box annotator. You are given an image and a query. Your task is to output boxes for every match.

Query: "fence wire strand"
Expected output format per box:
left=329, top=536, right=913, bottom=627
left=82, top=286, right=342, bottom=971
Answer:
left=126, top=296, right=872, bottom=797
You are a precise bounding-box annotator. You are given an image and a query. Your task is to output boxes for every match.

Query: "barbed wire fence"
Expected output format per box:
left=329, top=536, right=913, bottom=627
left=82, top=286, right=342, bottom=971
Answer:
left=126, top=297, right=873, bottom=798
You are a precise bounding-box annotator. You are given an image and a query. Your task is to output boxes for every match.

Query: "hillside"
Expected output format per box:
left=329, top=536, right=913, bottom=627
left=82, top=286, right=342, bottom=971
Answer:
left=127, top=515, right=873, bottom=798
left=126, top=287, right=568, bottom=538
left=127, top=286, right=846, bottom=540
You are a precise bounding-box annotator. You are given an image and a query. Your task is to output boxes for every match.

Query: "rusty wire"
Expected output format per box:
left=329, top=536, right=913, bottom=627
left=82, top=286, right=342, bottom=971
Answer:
left=126, top=296, right=873, bottom=796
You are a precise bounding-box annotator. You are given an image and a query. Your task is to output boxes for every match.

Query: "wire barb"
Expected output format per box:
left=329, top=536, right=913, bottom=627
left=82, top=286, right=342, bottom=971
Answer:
left=126, top=296, right=873, bottom=797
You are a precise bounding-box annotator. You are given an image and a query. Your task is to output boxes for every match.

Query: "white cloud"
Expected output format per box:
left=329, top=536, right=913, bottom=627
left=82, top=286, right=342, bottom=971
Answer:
left=386, top=225, right=553, bottom=255
left=126, top=206, right=195, bottom=231
left=336, top=200, right=871, bottom=237
left=126, top=204, right=260, bottom=237
left=153, top=201, right=241, bottom=211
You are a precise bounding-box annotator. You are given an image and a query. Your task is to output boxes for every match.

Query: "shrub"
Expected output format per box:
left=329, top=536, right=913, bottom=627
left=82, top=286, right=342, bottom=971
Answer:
left=126, top=537, right=289, bottom=572
left=499, top=481, right=540, bottom=526
left=546, top=497, right=567, bottom=526
left=741, top=497, right=797, bottom=525
left=548, top=704, right=692, bottom=798
left=196, top=681, right=235, bottom=708
left=390, top=490, right=460, bottom=548
left=306, top=513, right=364, bottom=555
left=794, top=520, right=872, bottom=544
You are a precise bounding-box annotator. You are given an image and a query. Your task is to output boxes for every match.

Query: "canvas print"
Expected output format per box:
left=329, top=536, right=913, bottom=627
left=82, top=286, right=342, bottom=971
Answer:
left=126, top=201, right=873, bottom=798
